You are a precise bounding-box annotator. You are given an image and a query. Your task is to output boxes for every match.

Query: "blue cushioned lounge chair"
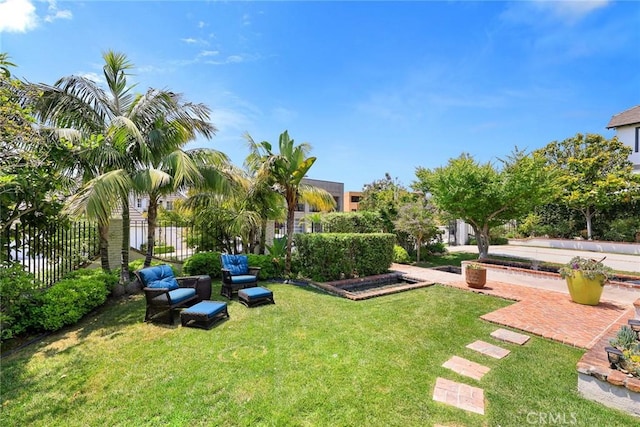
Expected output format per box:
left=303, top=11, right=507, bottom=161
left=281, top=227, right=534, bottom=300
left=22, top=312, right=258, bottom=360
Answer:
left=135, top=264, right=200, bottom=324
left=220, top=254, right=261, bottom=299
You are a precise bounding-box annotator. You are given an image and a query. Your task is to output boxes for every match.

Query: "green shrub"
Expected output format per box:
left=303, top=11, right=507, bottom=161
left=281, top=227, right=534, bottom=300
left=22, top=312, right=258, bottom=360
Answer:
left=153, top=245, right=175, bottom=255
left=0, top=264, right=41, bottom=341
left=393, top=245, right=411, bottom=264
left=246, top=254, right=279, bottom=280
left=294, top=233, right=395, bottom=281
left=321, top=212, right=384, bottom=233
left=34, top=269, right=113, bottom=332
left=182, top=252, right=222, bottom=278
left=600, top=217, right=640, bottom=242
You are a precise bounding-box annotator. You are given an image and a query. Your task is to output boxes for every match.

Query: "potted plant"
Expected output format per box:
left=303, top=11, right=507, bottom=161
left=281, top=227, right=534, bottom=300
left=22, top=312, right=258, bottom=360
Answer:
left=558, top=256, right=613, bottom=305
left=465, top=262, right=486, bottom=289
left=605, top=321, right=640, bottom=378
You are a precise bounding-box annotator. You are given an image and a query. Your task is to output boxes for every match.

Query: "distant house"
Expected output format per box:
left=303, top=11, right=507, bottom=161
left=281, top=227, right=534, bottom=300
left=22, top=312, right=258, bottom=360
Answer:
left=344, top=191, right=362, bottom=212
left=607, top=105, right=640, bottom=173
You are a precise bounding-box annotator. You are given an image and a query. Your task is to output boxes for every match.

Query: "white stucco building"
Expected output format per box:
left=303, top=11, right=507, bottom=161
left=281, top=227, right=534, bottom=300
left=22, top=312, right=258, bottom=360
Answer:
left=607, top=105, right=640, bottom=174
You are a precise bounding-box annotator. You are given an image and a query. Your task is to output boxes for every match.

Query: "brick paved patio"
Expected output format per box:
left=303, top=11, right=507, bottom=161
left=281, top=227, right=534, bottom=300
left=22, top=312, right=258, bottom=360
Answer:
left=392, top=264, right=634, bottom=349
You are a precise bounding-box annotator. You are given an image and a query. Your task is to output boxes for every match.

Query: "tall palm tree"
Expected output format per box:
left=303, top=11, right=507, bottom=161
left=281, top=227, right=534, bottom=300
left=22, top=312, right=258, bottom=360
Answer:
left=34, top=51, right=216, bottom=284
left=245, top=130, right=335, bottom=275
left=132, top=115, right=233, bottom=266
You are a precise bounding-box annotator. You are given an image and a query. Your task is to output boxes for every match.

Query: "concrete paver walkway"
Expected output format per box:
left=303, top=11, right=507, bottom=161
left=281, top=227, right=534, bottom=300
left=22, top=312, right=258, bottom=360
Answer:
left=433, top=377, right=485, bottom=415
left=442, top=356, right=490, bottom=381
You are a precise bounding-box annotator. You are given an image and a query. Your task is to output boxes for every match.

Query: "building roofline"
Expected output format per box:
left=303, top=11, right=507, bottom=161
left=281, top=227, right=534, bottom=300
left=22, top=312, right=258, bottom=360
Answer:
left=607, top=105, right=640, bottom=128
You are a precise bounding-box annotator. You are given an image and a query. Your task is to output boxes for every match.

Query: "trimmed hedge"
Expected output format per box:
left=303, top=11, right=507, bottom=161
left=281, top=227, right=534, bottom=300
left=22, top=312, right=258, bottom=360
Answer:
left=321, top=211, right=384, bottom=233
left=294, top=233, right=395, bottom=282
left=34, top=269, right=115, bottom=331
left=0, top=264, right=40, bottom=340
left=1, top=266, right=116, bottom=341
left=182, top=251, right=222, bottom=279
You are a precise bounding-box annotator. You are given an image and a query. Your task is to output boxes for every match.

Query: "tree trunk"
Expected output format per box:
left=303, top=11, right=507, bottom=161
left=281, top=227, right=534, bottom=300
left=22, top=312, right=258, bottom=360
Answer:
left=144, top=198, right=157, bottom=268
left=258, top=218, right=267, bottom=255
left=583, top=206, right=595, bottom=240
left=98, top=223, right=110, bottom=271
left=120, top=196, right=131, bottom=285
left=285, top=204, right=295, bottom=276
left=416, top=237, right=422, bottom=263
left=474, top=225, right=490, bottom=259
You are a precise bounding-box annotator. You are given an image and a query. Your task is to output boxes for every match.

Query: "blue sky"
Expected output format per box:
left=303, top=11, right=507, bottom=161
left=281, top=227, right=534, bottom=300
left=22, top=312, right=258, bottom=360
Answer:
left=1, top=1, right=639, bottom=191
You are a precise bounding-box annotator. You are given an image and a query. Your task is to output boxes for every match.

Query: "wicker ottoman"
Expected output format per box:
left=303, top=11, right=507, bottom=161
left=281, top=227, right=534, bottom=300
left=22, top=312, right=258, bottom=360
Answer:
left=238, top=287, right=275, bottom=308
left=180, top=301, right=229, bottom=329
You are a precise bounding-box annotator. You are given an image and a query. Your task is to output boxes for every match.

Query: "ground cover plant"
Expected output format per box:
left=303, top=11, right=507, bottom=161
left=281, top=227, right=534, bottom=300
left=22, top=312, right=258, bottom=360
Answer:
left=1, top=283, right=636, bottom=426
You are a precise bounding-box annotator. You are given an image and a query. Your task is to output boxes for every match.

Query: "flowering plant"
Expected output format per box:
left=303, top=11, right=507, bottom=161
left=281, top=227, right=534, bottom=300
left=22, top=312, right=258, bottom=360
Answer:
left=558, top=256, right=613, bottom=285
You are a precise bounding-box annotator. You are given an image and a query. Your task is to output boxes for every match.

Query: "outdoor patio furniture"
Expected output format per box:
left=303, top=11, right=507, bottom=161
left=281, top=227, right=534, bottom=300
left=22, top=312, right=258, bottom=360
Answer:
left=238, top=286, right=275, bottom=308
left=134, top=264, right=200, bottom=324
left=220, top=254, right=261, bottom=299
left=180, top=300, right=229, bottom=329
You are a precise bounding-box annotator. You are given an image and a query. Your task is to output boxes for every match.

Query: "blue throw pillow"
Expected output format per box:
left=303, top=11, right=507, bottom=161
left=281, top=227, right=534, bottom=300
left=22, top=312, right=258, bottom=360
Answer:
left=222, top=254, right=249, bottom=275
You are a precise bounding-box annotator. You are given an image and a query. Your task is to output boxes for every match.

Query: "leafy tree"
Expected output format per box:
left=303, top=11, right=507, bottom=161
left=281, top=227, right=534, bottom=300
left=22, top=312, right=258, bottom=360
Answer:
left=245, top=130, right=336, bottom=275
left=536, top=133, right=640, bottom=240
left=414, top=150, right=557, bottom=258
left=0, top=56, right=71, bottom=249
left=393, top=200, right=439, bottom=262
left=358, top=173, right=416, bottom=233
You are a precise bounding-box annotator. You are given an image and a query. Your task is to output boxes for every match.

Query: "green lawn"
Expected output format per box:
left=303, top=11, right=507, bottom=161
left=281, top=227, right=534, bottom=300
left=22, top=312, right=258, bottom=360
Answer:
left=1, top=282, right=636, bottom=426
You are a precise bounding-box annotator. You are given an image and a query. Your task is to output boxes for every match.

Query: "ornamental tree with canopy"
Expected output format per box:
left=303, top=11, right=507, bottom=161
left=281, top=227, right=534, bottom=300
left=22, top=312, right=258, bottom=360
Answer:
left=536, top=133, right=640, bottom=240
left=413, top=149, right=557, bottom=258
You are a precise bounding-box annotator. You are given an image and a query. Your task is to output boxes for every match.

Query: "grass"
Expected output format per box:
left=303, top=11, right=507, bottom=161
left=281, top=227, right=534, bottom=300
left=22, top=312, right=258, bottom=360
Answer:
left=1, top=281, right=637, bottom=426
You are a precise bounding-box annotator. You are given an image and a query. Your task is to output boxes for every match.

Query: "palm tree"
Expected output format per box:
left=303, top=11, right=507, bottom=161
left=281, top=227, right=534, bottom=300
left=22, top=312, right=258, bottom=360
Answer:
left=245, top=130, right=335, bottom=275
left=34, top=51, right=216, bottom=284
left=133, top=127, right=233, bottom=266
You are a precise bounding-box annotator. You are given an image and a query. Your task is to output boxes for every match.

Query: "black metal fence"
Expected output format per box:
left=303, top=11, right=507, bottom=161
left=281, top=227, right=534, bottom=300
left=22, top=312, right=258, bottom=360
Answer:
left=2, top=221, right=99, bottom=288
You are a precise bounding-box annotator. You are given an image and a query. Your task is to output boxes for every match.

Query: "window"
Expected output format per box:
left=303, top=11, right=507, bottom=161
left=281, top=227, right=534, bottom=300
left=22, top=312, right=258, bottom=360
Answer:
left=137, top=198, right=142, bottom=208
left=350, top=195, right=360, bottom=203
left=166, top=201, right=173, bottom=211
left=296, top=203, right=305, bottom=212
left=635, top=127, right=639, bottom=153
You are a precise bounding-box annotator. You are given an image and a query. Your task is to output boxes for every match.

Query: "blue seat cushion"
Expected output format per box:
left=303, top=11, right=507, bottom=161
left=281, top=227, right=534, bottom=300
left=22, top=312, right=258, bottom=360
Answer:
left=147, top=277, right=179, bottom=290
left=221, top=254, right=249, bottom=275
left=241, top=287, right=272, bottom=299
left=182, top=301, right=227, bottom=318
left=168, top=288, right=196, bottom=304
left=231, top=275, right=257, bottom=284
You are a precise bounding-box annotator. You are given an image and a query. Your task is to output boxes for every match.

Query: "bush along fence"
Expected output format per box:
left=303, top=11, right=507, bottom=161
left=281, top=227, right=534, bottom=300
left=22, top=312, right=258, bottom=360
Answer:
left=2, top=221, right=99, bottom=288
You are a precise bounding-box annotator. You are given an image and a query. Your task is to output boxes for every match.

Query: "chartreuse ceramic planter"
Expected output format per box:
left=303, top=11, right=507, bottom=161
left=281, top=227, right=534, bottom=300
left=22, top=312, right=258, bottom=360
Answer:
left=565, top=271, right=606, bottom=306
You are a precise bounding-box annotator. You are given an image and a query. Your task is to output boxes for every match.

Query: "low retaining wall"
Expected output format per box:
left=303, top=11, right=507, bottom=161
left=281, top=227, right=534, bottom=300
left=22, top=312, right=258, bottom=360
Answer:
left=509, top=238, right=640, bottom=255
left=576, top=300, right=640, bottom=417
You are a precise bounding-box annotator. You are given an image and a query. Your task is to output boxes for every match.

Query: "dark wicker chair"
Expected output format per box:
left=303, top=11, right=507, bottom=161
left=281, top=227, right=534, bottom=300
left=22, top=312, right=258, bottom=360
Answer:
left=134, top=264, right=203, bottom=324
left=220, top=254, right=261, bottom=299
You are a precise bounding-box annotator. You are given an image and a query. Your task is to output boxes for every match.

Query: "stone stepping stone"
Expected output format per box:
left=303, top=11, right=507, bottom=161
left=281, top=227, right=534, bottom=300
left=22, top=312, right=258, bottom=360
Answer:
left=442, top=356, right=490, bottom=381
left=433, top=377, right=485, bottom=415
left=491, top=328, right=530, bottom=345
left=466, top=340, right=510, bottom=359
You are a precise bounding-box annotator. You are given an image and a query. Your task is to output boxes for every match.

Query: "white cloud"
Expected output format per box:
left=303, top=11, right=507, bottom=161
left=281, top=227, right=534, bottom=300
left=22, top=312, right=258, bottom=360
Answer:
left=502, top=0, right=610, bottom=26
left=199, top=50, right=219, bottom=57
left=536, top=0, right=610, bottom=22
left=181, top=37, right=208, bottom=45
left=198, top=20, right=205, bottom=29
left=79, top=72, right=105, bottom=85
left=0, top=0, right=38, bottom=33
left=44, top=0, right=71, bottom=23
